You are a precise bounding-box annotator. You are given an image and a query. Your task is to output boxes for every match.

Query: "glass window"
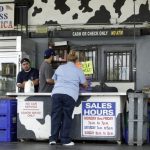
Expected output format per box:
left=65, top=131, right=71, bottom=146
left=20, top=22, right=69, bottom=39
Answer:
left=105, top=51, right=132, bottom=81
left=0, top=62, right=16, bottom=95
left=75, top=47, right=98, bottom=80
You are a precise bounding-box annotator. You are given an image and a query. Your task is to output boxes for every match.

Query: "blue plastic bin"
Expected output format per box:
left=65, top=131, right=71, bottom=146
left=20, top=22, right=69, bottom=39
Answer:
left=0, top=99, right=17, bottom=115
left=0, top=116, right=17, bottom=129
left=0, top=130, right=17, bottom=142
left=0, top=99, right=17, bottom=142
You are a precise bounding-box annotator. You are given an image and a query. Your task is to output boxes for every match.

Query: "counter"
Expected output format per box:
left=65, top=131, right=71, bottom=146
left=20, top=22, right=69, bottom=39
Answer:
left=7, top=92, right=127, bottom=143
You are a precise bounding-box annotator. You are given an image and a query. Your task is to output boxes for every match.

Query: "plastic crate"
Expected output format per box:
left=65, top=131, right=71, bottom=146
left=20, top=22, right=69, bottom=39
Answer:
left=124, top=126, right=149, bottom=145
left=123, top=109, right=150, bottom=144
left=147, top=103, right=150, bottom=143
left=128, top=93, right=147, bottom=121
left=0, top=116, right=17, bottom=130
left=0, top=99, right=17, bottom=142
left=127, top=93, right=148, bottom=145
left=127, top=121, right=148, bottom=145
left=0, top=129, right=17, bottom=142
left=0, top=99, right=17, bottom=115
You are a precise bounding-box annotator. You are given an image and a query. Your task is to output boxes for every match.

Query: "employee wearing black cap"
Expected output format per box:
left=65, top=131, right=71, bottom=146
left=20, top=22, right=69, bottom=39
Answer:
left=39, top=48, right=55, bottom=92
left=17, top=58, right=39, bottom=92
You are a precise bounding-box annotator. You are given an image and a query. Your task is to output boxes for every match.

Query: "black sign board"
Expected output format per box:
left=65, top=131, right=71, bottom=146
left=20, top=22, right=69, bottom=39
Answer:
left=52, top=28, right=140, bottom=38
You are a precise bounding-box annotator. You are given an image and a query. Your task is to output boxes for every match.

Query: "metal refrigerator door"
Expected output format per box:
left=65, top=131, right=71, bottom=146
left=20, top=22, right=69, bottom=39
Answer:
left=0, top=52, right=20, bottom=96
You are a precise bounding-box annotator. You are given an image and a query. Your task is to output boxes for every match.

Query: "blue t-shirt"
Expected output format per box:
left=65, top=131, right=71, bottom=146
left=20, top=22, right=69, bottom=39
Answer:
left=52, top=62, right=86, bottom=101
left=17, top=68, right=39, bottom=92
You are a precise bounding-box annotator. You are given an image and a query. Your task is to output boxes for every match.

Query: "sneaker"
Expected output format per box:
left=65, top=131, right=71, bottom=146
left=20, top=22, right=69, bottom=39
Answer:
left=49, top=141, right=56, bottom=145
left=63, top=141, right=75, bottom=146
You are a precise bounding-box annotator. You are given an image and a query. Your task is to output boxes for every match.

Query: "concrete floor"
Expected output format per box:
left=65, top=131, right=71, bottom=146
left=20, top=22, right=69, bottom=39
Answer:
left=0, top=141, right=150, bottom=150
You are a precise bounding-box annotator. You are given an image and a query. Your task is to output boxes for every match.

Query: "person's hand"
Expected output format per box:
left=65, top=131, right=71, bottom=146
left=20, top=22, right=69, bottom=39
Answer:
left=82, top=81, right=88, bottom=89
left=22, top=81, right=26, bottom=87
left=19, top=81, right=26, bottom=88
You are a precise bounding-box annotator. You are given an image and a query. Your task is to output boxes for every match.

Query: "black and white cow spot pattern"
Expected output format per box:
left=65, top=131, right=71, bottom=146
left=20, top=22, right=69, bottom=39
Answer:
left=73, top=13, right=78, bottom=20
left=54, top=0, right=70, bottom=14
left=78, top=0, right=93, bottom=13
left=87, top=5, right=111, bottom=24
left=32, top=6, right=42, bottom=16
left=113, top=0, right=126, bottom=18
left=124, top=0, right=150, bottom=23
left=26, top=0, right=150, bottom=25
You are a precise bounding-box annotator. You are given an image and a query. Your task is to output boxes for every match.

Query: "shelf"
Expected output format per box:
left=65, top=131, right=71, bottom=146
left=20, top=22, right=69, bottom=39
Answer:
left=52, top=44, right=70, bottom=69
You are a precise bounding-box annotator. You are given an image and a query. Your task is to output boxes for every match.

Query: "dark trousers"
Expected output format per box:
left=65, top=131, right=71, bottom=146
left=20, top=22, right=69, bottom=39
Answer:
left=50, top=94, right=76, bottom=144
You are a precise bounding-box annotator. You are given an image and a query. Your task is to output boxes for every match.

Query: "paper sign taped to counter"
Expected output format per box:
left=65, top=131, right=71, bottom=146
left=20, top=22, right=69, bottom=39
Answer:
left=19, top=101, right=43, bottom=119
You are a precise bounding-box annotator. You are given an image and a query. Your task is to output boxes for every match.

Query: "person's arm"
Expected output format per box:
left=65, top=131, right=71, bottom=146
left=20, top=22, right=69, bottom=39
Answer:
left=32, top=69, right=39, bottom=86
left=45, top=64, right=55, bottom=85
left=17, top=79, right=39, bottom=88
left=51, top=68, right=58, bottom=84
left=79, top=69, right=88, bottom=89
left=81, top=80, right=88, bottom=89
left=32, top=79, right=39, bottom=86
left=46, top=78, right=54, bottom=84
left=17, top=81, right=26, bottom=89
left=16, top=72, right=25, bottom=89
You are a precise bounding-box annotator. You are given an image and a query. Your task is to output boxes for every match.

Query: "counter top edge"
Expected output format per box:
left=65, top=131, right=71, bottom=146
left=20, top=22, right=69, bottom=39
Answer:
left=6, top=92, right=126, bottom=96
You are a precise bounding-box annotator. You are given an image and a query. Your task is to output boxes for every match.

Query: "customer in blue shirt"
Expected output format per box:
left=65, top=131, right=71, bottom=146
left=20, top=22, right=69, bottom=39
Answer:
left=49, top=50, right=88, bottom=146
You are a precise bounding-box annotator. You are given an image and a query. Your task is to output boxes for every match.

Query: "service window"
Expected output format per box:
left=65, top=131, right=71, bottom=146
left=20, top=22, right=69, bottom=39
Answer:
left=105, top=51, right=132, bottom=81
left=75, top=46, right=98, bottom=80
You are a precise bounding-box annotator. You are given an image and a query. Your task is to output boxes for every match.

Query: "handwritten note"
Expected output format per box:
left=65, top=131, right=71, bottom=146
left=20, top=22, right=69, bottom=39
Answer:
left=81, top=61, right=93, bottom=75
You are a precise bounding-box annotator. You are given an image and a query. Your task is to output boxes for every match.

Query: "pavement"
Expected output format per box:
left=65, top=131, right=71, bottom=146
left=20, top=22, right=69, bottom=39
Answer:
left=0, top=141, right=150, bottom=150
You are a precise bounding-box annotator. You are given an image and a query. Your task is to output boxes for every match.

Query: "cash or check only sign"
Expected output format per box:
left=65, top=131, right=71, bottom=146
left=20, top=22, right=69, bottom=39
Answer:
left=81, top=61, right=93, bottom=75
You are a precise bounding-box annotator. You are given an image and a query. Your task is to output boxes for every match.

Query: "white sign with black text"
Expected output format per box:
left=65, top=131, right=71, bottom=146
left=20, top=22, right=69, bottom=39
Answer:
left=81, top=101, right=116, bottom=137
left=0, top=3, right=14, bottom=30
left=19, top=101, right=43, bottom=119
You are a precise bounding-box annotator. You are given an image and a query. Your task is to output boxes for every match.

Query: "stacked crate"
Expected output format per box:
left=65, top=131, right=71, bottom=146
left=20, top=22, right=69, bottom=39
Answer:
left=147, top=102, right=150, bottom=143
left=0, top=99, right=17, bottom=142
left=128, top=93, right=148, bottom=146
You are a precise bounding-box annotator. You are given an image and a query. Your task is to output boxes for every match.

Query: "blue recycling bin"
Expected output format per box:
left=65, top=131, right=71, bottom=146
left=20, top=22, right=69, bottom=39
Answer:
left=0, top=99, right=17, bottom=142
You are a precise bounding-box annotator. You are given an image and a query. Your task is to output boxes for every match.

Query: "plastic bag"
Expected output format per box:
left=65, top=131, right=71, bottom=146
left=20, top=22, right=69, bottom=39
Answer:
left=24, top=80, right=34, bottom=93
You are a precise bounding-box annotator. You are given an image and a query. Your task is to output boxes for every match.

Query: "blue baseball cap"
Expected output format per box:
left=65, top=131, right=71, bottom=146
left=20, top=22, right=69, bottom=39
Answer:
left=44, top=48, right=55, bottom=57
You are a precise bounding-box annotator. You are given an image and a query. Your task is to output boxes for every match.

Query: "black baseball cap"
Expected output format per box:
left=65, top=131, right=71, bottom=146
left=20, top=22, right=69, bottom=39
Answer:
left=21, top=58, right=30, bottom=64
